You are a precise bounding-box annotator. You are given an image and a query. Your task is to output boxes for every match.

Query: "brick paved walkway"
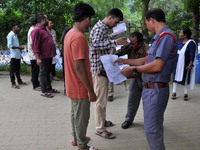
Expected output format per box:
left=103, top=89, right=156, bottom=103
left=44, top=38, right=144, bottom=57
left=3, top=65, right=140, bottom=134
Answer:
left=0, top=72, right=200, bottom=150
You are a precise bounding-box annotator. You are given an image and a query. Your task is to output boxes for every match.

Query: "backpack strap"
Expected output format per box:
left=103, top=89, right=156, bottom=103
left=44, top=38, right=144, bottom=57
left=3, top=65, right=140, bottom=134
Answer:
left=156, top=31, right=177, bottom=52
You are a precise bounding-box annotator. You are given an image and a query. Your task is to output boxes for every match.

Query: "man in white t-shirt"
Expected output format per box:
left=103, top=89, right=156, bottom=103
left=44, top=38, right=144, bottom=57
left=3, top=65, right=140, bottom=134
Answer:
left=27, top=16, right=41, bottom=91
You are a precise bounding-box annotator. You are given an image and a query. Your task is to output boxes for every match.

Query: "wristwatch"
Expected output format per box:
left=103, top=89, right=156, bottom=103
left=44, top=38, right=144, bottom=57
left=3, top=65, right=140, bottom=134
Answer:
left=133, top=66, right=139, bottom=74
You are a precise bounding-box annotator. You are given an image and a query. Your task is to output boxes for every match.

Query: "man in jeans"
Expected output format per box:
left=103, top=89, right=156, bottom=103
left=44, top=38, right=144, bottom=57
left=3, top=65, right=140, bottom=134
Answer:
left=115, top=32, right=149, bottom=129
left=7, top=22, right=27, bottom=89
left=31, top=13, right=59, bottom=98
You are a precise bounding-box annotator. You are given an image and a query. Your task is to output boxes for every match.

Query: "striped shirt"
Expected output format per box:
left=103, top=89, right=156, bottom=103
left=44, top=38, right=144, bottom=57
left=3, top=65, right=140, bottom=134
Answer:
left=89, top=20, right=117, bottom=73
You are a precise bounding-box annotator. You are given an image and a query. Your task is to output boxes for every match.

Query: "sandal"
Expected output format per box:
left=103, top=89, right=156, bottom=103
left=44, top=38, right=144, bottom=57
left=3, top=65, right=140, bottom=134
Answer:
left=11, top=84, right=20, bottom=89
left=49, top=89, right=60, bottom=93
left=41, top=92, right=54, bottom=98
left=104, top=120, right=115, bottom=127
left=89, top=146, right=98, bottom=150
left=95, top=130, right=116, bottom=139
left=71, top=136, right=90, bottom=146
left=18, top=82, right=27, bottom=85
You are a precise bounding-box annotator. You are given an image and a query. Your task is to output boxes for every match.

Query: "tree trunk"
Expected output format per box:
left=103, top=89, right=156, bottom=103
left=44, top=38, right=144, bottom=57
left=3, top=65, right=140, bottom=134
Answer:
left=141, top=0, right=150, bottom=42
left=191, top=4, right=199, bottom=44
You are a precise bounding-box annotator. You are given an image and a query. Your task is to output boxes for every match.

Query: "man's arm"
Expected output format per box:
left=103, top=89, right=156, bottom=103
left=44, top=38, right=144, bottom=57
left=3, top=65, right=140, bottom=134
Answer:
left=74, top=59, right=96, bottom=102
left=115, top=57, right=146, bottom=66
left=7, top=34, right=24, bottom=50
left=90, top=27, right=128, bottom=51
left=115, top=46, right=128, bottom=56
left=121, top=58, right=164, bottom=77
left=34, top=53, right=42, bottom=66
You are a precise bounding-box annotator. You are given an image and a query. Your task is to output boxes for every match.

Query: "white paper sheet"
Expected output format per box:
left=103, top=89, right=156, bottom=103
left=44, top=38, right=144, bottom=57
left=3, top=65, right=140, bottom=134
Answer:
left=100, top=54, right=127, bottom=84
left=111, top=22, right=127, bottom=36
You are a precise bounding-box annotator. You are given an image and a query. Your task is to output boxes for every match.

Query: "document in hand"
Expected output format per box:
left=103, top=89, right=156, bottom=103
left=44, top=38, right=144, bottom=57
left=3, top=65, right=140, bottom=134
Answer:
left=100, top=54, right=127, bottom=84
left=111, top=22, right=127, bottom=36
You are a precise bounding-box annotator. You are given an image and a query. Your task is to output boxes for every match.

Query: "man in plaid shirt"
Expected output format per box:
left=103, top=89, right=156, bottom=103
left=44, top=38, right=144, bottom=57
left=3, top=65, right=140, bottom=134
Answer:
left=90, top=8, right=128, bottom=139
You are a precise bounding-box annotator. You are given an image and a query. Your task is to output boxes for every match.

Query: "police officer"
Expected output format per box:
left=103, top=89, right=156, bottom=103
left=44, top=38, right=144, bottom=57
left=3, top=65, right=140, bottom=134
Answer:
left=115, top=8, right=177, bottom=150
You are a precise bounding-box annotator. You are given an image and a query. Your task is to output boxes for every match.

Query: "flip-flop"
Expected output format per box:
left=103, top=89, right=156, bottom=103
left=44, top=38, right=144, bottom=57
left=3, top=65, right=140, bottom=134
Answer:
left=89, top=146, right=98, bottom=150
left=41, top=92, right=54, bottom=98
left=71, top=136, right=90, bottom=146
left=95, top=131, right=116, bottom=139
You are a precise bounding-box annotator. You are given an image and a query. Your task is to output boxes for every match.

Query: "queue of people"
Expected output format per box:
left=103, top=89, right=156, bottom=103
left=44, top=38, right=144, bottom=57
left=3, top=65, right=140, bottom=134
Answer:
left=6, top=2, right=197, bottom=150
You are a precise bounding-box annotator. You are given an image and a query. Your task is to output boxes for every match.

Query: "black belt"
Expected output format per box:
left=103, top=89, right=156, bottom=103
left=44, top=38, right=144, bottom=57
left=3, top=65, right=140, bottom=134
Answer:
left=143, top=82, right=169, bottom=89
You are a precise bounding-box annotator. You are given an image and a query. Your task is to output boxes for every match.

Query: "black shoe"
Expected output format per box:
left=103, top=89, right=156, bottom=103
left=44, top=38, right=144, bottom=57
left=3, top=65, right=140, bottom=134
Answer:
left=171, top=93, right=176, bottom=100
left=108, top=96, right=114, bottom=102
left=121, top=121, right=132, bottom=129
left=184, top=94, right=188, bottom=101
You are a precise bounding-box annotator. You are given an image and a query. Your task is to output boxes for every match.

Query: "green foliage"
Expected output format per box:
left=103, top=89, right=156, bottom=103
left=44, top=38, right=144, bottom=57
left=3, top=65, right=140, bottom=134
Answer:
left=0, top=0, right=80, bottom=48
left=85, top=0, right=134, bottom=26
left=0, top=0, right=199, bottom=48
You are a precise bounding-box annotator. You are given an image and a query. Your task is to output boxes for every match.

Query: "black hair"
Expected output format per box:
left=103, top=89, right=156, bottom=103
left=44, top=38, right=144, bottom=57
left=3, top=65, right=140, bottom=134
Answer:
left=36, top=13, right=47, bottom=23
left=146, top=8, right=166, bottom=23
left=31, top=16, right=37, bottom=26
left=130, top=31, right=143, bottom=44
left=182, top=27, right=192, bottom=39
left=61, top=27, right=72, bottom=47
left=11, top=22, right=19, bottom=29
left=73, top=2, right=95, bottom=22
left=107, top=8, right=123, bottom=21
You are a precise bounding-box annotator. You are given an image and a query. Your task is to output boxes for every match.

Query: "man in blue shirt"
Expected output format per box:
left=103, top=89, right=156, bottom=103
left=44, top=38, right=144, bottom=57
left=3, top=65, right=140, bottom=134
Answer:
left=7, top=22, right=27, bottom=89
left=116, top=8, right=177, bottom=150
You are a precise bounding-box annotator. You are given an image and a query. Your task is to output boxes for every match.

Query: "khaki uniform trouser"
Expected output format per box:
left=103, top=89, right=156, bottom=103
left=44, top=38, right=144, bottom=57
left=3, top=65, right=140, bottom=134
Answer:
left=108, top=82, right=114, bottom=96
left=92, top=73, right=108, bottom=132
left=71, top=98, right=90, bottom=148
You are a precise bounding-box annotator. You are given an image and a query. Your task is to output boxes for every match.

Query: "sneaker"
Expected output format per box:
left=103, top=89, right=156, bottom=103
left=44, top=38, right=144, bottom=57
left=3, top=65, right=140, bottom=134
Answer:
left=108, top=96, right=114, bottom=102
left=171, top=93, right=176, bottom=100
left=121, top=121, right=133, bottom=129
left=184, top=94, right=188, bottom=101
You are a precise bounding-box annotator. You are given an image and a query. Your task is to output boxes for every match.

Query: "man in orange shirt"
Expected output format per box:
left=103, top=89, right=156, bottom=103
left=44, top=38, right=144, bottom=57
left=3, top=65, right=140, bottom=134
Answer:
left=64, top=2, right=97, bottom=150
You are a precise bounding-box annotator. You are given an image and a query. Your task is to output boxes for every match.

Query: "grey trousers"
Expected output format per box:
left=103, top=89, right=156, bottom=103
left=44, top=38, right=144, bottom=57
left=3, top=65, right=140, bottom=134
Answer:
left=125, top=78, right=143, bottom=122
left=142, top=86, right=169, bottom=150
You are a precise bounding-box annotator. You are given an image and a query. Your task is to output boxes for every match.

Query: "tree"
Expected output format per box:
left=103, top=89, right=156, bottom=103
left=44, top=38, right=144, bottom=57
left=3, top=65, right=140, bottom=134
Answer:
left=141, top=0, right=150, bottom=40
left=183, top=0, right=200, bottom=43
left=0, top=0, right=79, bottom=48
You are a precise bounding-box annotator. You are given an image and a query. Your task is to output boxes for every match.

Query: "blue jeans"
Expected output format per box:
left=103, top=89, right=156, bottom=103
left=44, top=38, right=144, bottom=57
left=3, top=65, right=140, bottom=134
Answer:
left=142, top=86, right=169, bottom=150
left=125, top=78, right=143, bottom=122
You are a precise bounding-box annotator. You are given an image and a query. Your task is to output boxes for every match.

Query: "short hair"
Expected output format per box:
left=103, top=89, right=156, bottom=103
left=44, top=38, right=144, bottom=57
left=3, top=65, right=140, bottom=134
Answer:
left=73, top=2, right=95, bottom=22
left=182, top=27, right=192, bottom=39
left=107, top=8, right=123, bottom=21
left=31, top=16, right=37, bottom=26
left=130, top=31, right=143, bottom=44
left=146, top=8, right=166, bottom=23
left=10, top=22, right=19, bottom=30
left=36, top=13, right=47, bottom=23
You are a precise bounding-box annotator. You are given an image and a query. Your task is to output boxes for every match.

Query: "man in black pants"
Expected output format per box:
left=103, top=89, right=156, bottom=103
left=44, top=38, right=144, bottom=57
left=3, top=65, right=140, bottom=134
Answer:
left=31, top=13, right=59, bottom=98
left=6, top=22, right=27, bottom=89
left=60, top=27, right=71, bottom=95
left=27, top=16, right=41, bottom=91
